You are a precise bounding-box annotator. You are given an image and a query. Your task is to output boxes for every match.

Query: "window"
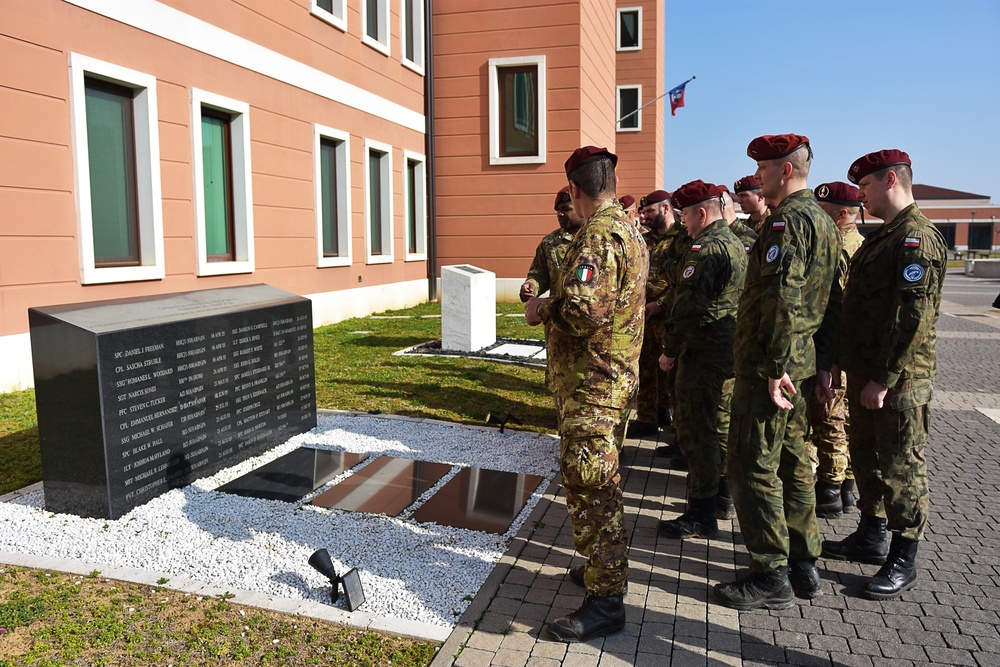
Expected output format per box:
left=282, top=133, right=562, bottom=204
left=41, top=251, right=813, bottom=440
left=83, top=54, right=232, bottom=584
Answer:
left=364, top=139, right=393, bottom=264
left=363, top=0, right=390, bottom=56
left=488, top=55, right=546, bottom=165
left=191, top=89, right=254, bottom=276
left=314, top=125, right=352, bottom=268
left=401, top=0, right=425, bottom=74
left=69, top=53, right=164, bottom=285
left=617, top=7, right=642, bottom=51
left=403, top=151, right=426, bottom=260
left=311, top=0, right=347, bottom=32
left=617, top=85, right=642, bottom=132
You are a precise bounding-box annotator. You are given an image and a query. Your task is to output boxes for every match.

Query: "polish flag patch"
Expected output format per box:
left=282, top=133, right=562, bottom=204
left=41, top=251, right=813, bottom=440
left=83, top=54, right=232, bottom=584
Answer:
left=691, top=244, right=702, bottom=252
left=771, top=220, right=786, bottom=231
left=904, top=237, right=921, bottom=247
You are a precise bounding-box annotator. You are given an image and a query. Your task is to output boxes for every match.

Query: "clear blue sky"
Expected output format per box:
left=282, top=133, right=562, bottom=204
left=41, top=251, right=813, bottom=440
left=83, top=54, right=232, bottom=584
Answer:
left=663, top=0, right=1000, bottom=200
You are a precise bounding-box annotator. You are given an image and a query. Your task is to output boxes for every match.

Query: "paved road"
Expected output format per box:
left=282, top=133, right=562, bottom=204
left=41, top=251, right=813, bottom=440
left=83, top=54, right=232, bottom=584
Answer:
left=432, top=270, right=1000, bottom=667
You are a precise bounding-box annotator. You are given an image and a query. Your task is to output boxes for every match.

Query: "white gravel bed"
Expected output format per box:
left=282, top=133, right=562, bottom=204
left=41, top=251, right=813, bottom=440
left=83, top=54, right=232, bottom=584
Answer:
left=0, top=413, right=559, bottom=628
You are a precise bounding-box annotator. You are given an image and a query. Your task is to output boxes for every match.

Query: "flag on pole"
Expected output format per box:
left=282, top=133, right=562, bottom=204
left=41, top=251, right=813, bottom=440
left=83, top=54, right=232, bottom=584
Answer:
left=669, top=80, right=689, bottom=116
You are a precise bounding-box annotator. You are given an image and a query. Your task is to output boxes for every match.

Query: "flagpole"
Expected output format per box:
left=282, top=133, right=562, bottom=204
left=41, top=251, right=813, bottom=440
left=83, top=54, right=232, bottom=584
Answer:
left=617, top=75, right=695, bottom=126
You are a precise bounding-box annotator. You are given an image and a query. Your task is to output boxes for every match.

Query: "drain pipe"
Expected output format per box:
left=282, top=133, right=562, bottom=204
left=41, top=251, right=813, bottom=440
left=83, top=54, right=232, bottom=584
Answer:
left=424, top=0, right=438, bottom=301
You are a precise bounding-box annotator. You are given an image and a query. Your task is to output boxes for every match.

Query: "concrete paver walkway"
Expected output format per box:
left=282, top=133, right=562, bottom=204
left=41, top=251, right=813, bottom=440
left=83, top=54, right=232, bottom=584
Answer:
left=431, top=271, right=1000, bottom=667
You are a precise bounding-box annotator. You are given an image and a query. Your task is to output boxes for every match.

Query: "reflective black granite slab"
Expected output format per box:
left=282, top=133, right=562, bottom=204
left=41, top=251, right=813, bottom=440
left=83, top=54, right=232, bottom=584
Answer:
left=28, top=284, right=317, bottom=519
left=410, top=467, right=545, bottom=534
left=311, top=457, right=453, bottom=516
left=217, top=448, right=367, bottom=502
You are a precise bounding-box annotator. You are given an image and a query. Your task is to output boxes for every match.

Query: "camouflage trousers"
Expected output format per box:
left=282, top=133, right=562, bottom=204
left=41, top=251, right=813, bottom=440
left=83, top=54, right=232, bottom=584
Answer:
left=635, top=321, right=671, bottom=423
left=728, top=376, right=820, bottom=572
left=674, top=348, right=731, bottom=499
left=806, top=375, right=853, bottom=483
left=556, top=396, right=630, bottom=596
left=845, top=374, right=931, bottom=541
left=716, top=376, right=734, bottom=470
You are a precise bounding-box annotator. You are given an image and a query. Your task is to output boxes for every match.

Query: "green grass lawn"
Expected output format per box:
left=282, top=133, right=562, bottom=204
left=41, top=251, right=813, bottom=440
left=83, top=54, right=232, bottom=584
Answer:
left=0, top=300, right=551, bottom=666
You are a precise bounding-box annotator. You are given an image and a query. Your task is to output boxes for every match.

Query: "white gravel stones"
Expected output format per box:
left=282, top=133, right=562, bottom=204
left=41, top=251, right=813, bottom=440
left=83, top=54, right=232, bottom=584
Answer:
left=0, top=413, right=558, bottom=628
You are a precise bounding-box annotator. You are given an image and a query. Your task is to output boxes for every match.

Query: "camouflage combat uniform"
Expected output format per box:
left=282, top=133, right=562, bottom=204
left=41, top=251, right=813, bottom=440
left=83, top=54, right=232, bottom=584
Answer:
left=656, top=226, right=694, bottom=433
left=660, top=220, right=747, bottom=499
left=807, top=221, right=865, bottom=483
left=837, top=203, right=946, bottom=541
left=523, top=228, right=577, bottom=298
left=635, top=226, right=681, bottom=424
left=537, top=199, right=648, bottom=596
left=729, top=219, right=759, bottom=255
left=728, top=189, right=842, bottom=573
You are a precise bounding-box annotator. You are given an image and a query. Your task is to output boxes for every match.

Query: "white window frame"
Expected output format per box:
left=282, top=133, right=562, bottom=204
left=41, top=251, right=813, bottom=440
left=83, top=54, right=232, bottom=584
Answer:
left=364, top=139, right=394, bottom=265
left=310, top=0, right=347, bottom=32
left=400, top=0, right=426, bottom=75
left=617, top=7, right=643, bottom=52
left=617, top=84, right=642, bottom=133
left=402, top=150, right=427, bottom=261
left=314, top=125, right=352, bottom=268
left=488, top=55, right=546, bottom=166
left=69, top=53, right=165, bottom=285
left=362, top=0, right=391, bottom=56
left=190, top=88, right=255, bottom=277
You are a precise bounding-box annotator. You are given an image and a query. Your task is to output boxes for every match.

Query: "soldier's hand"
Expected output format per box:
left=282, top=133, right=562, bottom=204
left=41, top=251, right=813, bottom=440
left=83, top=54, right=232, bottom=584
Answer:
left=860, top=380, right=888, bottom=410
left=830, top=364, right=843, bottom=389
left=813, top=370, right=835, bottom=404
left=658, top=354, right=674, bottom=371
left=644, top=301, right=662, bottom=318
left=525, top=296, right=544, bottom=326
left=519, top=282, right=535, bottom=303
left=768, top=374, right=795, bottom=410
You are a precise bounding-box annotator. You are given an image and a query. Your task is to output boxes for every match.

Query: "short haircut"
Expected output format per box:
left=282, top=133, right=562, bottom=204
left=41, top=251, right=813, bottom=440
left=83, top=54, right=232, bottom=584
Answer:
left=873, top=164, right=913, bottom=190
left=569, top=156, right=616, bottom=199
left=787, top=144, right=812, bottom=176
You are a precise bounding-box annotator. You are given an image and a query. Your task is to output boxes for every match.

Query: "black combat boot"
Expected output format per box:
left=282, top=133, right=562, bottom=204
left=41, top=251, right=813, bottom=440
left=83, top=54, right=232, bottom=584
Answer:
left=815, top=480, right=843, bottom=518
left=546, top=594, right=626, bottom=642
left=657, top=408, right=672, bottom=430
left=713, top=566, right=794, bottom=610
left=863, top=535, right=918, bottom=600
left=716, top=477, right=736, bottom=520
left=788, top=559, right=822, bottom=599
left=841, top=479, right=857, bottom=513
left=659, top=497, right=719, bottom=539
left=625, top=420, right=659, bottom=438
left=821, top=514, right=889, bottom=565
left=567, top=564, right=627, bottom=593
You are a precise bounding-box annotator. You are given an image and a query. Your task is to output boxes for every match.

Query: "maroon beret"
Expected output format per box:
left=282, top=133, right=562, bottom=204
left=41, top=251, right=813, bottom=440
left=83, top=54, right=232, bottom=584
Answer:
left=847, top=149, right=911, bottom=184
left=733, top=175, right=762, bottom=192
left=747, top=134, right=809, bottom=161
left=564, top=146, right=618, bottom=176
left=814, top=181, right=862, bottom=206
left=670, top=180, right=727, bottom=210
left=619, top=194, right=635, bottom=209
left=640, top=190, right=671, bottom=207
left=553, top=186, right=571, bottom=209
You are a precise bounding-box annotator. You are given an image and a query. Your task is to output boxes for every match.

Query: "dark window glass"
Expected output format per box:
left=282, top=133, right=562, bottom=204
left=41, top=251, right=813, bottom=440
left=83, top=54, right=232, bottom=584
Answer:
left=407, top=159, right=418, bottom=254
left=404, top=0, right=416, bottom=62
left=85, top=78, right=139, bottom=266
left=366, top=0, right=380, bottom=40
left=320, top=138, right=341, bottom=257
left=318, top=0, right=333, bottom=12
left=619, top=87, right=639, bottom=129
left=369, top=149, right=383, bottom=256
left=499, top=65, right=537, bottom=157
left=620, top=11, right=639, bottom=48
left=201, top=109, right=235, bottom=261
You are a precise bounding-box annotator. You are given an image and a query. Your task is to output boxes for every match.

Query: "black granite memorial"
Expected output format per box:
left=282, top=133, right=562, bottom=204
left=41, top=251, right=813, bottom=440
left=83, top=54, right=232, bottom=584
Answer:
left=29, top=284, right=317, bottom=519
left=217, top=448, right=366, bottom=502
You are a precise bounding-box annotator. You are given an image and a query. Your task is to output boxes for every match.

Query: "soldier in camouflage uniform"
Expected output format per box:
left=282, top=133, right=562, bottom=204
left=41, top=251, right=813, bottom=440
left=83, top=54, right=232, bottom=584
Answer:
left=655, top=181, right=747, bottom=539
left=525, top=146, right=648, bottom=641
left=628, top=190, right=678, bottom=438
left=714, top=134, right=842, bottom=610
left=520, top=186, right=584, bottom=302
left=722, top=187, right=759, bottom=255
left=821, top=150, right=947, bottom=600
left=807, top=182, right=867, bottom=517
left=733, top=175, right=771, bottom=235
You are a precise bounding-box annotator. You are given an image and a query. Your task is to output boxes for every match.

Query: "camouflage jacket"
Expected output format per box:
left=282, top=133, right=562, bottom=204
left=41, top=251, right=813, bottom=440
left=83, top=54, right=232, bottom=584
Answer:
left=838, top=203, right=946, bottom=389
left=537, top=199, right=648, bottom=409
left=838, top=222, right=865, bottom=290
left=733, top=189, right=842, bottom=381
left=661, top=220, right=748, bottom=359
left=523, top=228, right=576, bottom=298
left=646, top=225, right=682, bottom=303
left=729, top=219, right=759, bottom=255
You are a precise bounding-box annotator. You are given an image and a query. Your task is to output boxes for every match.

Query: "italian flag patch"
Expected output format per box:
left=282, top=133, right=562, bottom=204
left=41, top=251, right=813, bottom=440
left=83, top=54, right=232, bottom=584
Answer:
left=576, top=264, right=596, bottom=282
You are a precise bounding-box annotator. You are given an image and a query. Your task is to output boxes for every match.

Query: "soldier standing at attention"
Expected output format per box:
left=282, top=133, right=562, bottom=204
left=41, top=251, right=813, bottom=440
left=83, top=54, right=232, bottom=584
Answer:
left=525, top=146, right=648, bottom=641
left=714, top=134, right=842, bottom=610
left=721, top=187, right=758, bottom=255
left=619, top=194, right=641, bottom=228
left=520, top=187, right=584, bottom=302
left=628, top=190, right=677, bottom=438
left=656, top=181, right=747, bottom=539
left=821, top=150, right=947, bottom=599
left=808, top=181, right=866, bottom=517
left=733, top=175, right=770, bottom=235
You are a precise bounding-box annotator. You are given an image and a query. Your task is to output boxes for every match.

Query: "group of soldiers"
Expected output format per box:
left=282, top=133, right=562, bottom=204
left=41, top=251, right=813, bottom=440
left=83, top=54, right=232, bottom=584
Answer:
left=521, top=136, right=947, bottom=642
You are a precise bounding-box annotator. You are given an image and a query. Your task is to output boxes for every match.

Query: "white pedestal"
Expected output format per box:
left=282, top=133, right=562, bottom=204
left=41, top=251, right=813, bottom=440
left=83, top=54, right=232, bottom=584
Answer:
left=441, top=264, right=496, bottom=352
